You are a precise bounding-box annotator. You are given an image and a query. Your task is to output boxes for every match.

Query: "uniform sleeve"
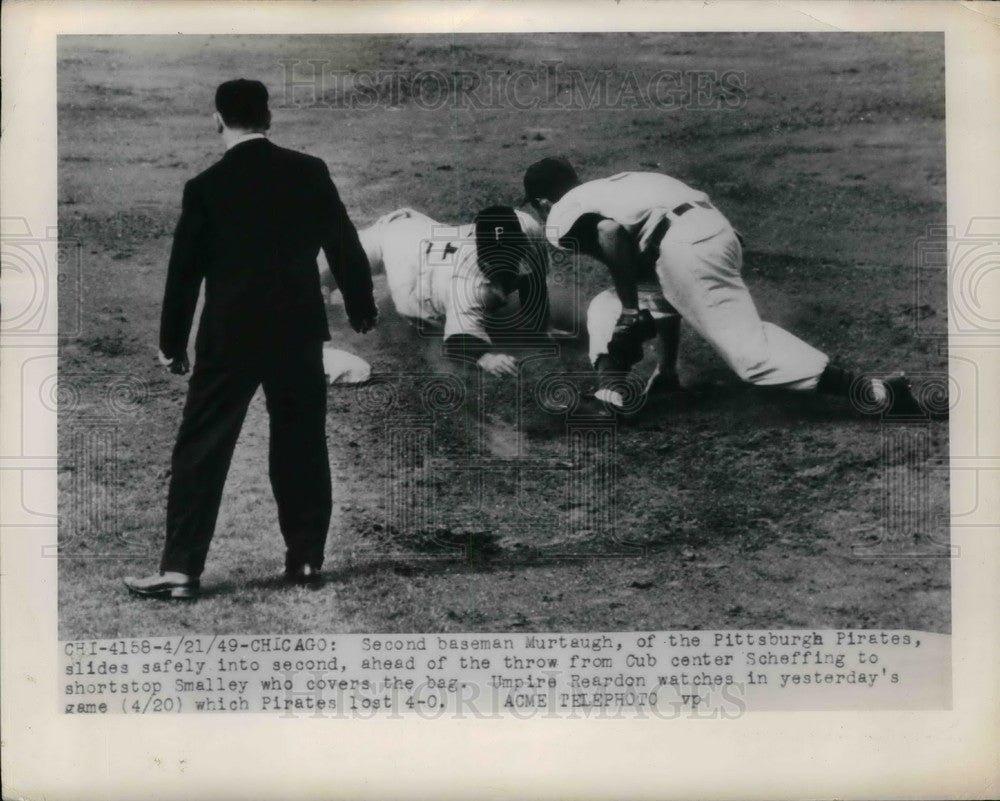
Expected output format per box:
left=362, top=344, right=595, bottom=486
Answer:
left=159, top=179, right=208, bottom=360
left=442, top=275, right=492, bottom=360
left=545, top=197, right=588, bottom=249
left=318, top=162, right=377, bottom=323
left=560, top=213, right=604, bottom=260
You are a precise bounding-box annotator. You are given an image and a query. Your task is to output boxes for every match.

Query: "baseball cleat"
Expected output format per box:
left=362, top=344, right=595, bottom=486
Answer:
left=572, top=393, right=625, bottom=420
left=884, top=374, right=949, bottom=420
left=643, top=370, right=683, bottom=400
left=881, top=375, right=922, bottom=418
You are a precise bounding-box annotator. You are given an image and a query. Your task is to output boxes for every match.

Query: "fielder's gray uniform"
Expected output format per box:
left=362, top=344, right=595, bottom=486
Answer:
left=547, top=172, right=829, bottom=390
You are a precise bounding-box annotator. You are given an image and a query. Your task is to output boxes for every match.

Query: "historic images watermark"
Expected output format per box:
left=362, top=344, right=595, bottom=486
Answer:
left=277, top=59, right=749, bottom=112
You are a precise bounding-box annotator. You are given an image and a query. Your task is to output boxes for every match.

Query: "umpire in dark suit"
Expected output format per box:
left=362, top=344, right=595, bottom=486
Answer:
left=125, top=79, right=377, bottom=599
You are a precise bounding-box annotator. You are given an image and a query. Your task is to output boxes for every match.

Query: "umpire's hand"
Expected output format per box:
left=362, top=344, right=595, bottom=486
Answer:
left=158, top=349, right=190, bottom=375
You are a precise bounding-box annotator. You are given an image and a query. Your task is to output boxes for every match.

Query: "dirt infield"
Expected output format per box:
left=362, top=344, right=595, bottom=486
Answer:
left=57, top=33, right=949, bottom=637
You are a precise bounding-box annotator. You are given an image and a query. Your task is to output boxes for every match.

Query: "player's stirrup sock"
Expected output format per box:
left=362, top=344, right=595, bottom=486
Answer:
left=593, top=354, right=630, bottom=408
left=815, top=364, right=887, bottom=403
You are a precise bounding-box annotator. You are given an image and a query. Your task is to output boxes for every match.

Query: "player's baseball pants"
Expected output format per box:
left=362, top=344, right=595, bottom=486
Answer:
left=589, top=209, right=829, bottom=390
left=357, top=208, right=439, bottom=321
left=586, top=285, right=676, bottom=365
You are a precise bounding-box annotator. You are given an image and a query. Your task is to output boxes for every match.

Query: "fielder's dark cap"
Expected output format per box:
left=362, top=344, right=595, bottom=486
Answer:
left=521, top=156, right=579, bottom=205
left=475, top=205, right=527, bottom=292
left=215, top=79, right=271, bottom=131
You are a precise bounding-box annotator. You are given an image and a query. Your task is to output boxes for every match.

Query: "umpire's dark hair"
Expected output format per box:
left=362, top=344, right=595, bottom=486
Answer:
left=475, top=205, right=528, bottom=293
left=215, top=79, right=271, bottom=131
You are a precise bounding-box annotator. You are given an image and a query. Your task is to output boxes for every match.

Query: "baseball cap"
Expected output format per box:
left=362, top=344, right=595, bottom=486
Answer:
left=475, top=205, right=527, bottom=292
left=521, top=157, right=580, bottom=205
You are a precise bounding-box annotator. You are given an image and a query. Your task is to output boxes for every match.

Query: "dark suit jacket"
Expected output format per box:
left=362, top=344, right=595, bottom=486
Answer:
left=160, top=138, right=375, bottom=364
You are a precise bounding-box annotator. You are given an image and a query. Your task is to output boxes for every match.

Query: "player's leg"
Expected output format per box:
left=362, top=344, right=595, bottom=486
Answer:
left=656, top=228, right=925, bottom=414
left=638, top=285, right=682, bottom=395
left=379, top=210, right=439, bottom=320
left=645, top=314, right=682, bottom=395
left=586, top=289, right=630, bottom=408
left=586, top=288, right=621, bottom=367
left=322, top=210, right=401, bottom=302
left=812, top=362, right=925, bottom=416
left=656, top=229, right=827, bottom=390
left=585, top=288, right=659, bottom=412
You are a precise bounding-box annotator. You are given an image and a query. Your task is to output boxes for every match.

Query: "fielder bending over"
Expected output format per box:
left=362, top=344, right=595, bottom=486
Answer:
left=521, top=157, right=926, bottom=416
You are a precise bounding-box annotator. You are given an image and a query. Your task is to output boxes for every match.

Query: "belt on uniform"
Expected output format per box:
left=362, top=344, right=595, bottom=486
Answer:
left=671, top=199, right=713, bottom=218
left=646, top=199, right=714, bottom=244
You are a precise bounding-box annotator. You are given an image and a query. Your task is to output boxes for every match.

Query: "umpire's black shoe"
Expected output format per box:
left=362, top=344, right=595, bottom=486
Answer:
left=285, top=563, right=323, bottom=587
left=124, top=572, right=200, bottom=600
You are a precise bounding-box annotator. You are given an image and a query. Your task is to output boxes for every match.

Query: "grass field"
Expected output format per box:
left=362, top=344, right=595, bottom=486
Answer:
left=57, top=33, right=949, bottom=638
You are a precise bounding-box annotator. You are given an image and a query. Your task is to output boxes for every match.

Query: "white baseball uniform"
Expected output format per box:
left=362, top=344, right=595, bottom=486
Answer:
left=357, top=208, right=548, bottom=347
left=546, top=172, right=829, bottom=390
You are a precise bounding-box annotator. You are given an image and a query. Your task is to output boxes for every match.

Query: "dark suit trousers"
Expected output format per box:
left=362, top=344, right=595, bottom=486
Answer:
left=159, top=341, right=332, bottom=577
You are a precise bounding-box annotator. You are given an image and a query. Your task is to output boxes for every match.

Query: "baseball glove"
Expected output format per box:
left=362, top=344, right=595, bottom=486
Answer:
left=607, top=309, right=656, bottom=368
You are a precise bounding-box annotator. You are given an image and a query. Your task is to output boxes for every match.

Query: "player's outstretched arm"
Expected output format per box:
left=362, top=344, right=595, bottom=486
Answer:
left=594, top=219, right=641, bottom=311
left=559, top=213, right=641, bottom=311
left=443, top=334, right=518, bottom=377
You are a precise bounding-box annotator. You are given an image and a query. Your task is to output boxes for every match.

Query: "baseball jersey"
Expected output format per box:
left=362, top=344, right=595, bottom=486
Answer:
left=369, top=208, right=547, bottom=345
left=444, top=210, right=546, bottom=343
left=545, top=172, right=726, bottom=254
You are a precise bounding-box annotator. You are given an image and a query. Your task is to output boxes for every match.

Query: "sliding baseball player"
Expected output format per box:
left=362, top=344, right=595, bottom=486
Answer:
left=341, top=205, right=560, bottom=375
